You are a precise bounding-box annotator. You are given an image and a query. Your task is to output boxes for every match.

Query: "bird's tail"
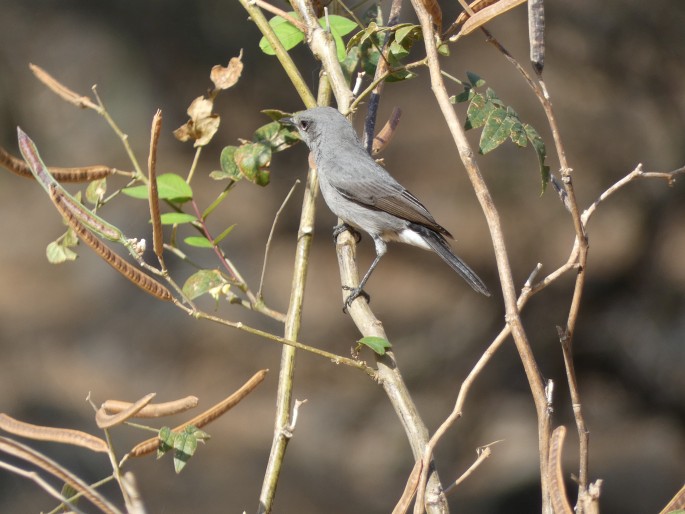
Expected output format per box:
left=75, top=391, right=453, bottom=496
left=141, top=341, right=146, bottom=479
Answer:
left=411, top=223, right=491, bottom=297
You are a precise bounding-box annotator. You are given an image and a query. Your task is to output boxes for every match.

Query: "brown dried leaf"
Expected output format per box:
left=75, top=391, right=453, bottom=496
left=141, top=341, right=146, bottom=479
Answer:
left=210, top=51, right=244, bottom=90
left=420, top=0, right=442, bottom=33
left=456, top=0, right=526, bottom=36
left=173, top=96, right=220, bottom=147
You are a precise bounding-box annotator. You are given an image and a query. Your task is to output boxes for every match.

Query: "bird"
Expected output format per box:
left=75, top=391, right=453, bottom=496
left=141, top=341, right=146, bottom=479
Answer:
left=282, top=106, right=490, bottom=311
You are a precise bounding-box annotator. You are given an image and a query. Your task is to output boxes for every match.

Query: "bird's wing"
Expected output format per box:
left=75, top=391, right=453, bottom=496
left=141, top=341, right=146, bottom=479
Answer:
left=330, top=167, right=453, bottom=238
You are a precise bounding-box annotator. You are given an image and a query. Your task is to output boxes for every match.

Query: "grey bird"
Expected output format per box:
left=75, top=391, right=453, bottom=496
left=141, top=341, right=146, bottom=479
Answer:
left=283, top=106, right=490, bottom=310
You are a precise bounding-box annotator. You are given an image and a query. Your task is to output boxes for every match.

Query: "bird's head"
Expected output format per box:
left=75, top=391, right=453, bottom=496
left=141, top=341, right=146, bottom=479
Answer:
left=281, top=107, right=357, bottom=153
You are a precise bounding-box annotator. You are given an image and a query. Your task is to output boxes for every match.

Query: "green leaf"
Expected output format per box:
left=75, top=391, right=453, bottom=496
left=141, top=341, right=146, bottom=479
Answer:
left=46, top=240, right=78, bottom=263
left=235, top=142, right=272, bottom=186
left=254, top=121, right=300, bottom=152
left=159, top=212, right=197, bottom=225
left=465, top=93, right=489, bottom=130
left=466, top=71, right=485, bottom=87
left=359, top=28, right=382, bottom=76
left=85, top=178, right=107, bottom=205
left=357, top=336, right=392, bottom=355
left=479, top=107, right=515, bottom=154
left=182, top=269, right=227, bottom=300
left=389, top=39, right=410, bottom=61
left=524, top=124, right=550, bottom=193
left=173, top=426, right=209, bottom=474
left=157, top=426, right=174, bottom=459
left=184, top=236, right=214, bottom=248
left=325, top=15, right=357, bottom=36
left=395, top=24, right=420, bottom=44
left=173, top=431, right=196, bottom=473
left=122, top=174, right=193, bottom=203
left=509, top=120, right=528, bottom=147
left=259, top=14, right=304, bottom=55
left=451, top=88, right=474, bottom=104
left=213, top=224, right=236, bottom=245
left=46, top=227, right=80, bottom=264
left=319, top=16, right=357, bottom=62
left=485, top=87, right=505, bottom=108
left=217, top=146, right=242, bottom=182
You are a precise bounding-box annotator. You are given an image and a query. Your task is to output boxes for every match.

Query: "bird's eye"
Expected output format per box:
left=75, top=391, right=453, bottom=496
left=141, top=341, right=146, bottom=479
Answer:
left=299, top=119, right=311, bottom=131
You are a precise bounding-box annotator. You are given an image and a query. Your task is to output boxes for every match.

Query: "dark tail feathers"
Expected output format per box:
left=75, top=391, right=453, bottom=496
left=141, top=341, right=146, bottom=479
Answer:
left=411, top=223, right=491, bottom=297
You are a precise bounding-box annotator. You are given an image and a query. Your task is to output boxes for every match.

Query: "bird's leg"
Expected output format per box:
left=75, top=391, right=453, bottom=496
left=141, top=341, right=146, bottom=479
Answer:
left=342, top=253, right=382, bottom=313
left=333, top=223, right=362, bottom=244
left=342, top=237, right=387, bottom=313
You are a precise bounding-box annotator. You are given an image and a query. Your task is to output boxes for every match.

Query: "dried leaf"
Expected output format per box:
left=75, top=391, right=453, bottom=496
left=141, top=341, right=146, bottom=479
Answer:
left=419, top=0, right=442, bottom=33
left=173, top=96, right=220, bottom=147
left=456, top=0, right=526, bottom=37
left=210, top=51, right=243, bottom=90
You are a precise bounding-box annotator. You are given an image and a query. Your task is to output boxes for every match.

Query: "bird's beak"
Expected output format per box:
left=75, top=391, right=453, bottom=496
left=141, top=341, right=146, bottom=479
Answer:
left=280, top=116, right=295, bottom=127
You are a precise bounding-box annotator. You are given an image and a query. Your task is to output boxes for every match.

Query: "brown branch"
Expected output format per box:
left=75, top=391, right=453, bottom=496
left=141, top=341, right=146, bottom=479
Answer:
left=444, top=442, right=497, bottom=495
left=409, top=3, right=552, bottom=511
left=289, top=2, right=450, bottom=512
left=0, top=436, right=122, bottom=514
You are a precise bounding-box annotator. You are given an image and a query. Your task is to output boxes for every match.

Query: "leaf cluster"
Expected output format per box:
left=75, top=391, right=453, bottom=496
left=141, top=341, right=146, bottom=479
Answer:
left=453, top=72, right=550, bottom=191
left=216, top=117, right=300, bottom=186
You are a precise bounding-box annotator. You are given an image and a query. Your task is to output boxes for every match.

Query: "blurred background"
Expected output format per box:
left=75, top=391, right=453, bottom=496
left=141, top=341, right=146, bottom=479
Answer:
left=1, top=0, right=684, bottom=512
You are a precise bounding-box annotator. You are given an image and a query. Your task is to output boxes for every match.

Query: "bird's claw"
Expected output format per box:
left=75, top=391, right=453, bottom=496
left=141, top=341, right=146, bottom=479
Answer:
left=333, top=223, right=362, bottom=244
left=342, top=285, right=370, bottom=313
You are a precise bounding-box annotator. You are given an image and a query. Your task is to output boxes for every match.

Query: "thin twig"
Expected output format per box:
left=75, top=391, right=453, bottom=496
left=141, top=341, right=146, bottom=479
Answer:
left=0, top=460, right=90, bottom=514
left=259, top=179, right=300, bottom=299
left=444, top=442, right=498, bottom=495
left=253, top=0, right=306, bottom=30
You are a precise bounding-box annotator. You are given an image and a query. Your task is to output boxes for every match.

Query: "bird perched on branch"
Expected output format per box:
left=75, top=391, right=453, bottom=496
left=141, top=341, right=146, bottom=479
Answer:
left=282, top=106, right=490, bottom=311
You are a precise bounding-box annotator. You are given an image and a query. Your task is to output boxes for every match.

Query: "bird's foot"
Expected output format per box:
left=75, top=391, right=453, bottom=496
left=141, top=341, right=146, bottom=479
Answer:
left=333, top=223, right=362, bottom=244
left=342, top=285, right=370, bottom=313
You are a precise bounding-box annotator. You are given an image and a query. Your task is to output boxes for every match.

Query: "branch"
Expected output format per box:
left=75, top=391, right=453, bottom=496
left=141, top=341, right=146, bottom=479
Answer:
left=408, top=4, right=552, bottom=511
left=291, top=2, right=449, bottom=512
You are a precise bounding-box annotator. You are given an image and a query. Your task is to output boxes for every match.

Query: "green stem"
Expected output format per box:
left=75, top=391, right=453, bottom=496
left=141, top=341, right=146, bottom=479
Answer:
left=237, top=0, right=317, bottom=108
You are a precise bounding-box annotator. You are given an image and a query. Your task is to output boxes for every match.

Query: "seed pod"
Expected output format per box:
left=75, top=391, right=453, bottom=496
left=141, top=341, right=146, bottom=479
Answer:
left=529, top=0, right=545, bottom=74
